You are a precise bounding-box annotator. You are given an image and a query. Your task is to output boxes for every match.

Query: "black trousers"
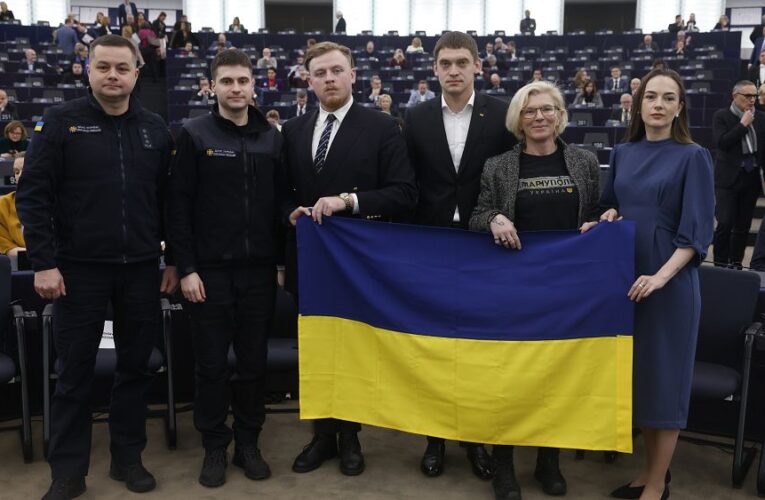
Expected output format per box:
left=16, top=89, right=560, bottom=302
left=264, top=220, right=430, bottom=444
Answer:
left=713, top=170, right=762, bottom=266
left=48, top=260, right=160, bottom=479
left=188, top=264, right=275, bottom=451
left=314, top=418, right=361, bottom=435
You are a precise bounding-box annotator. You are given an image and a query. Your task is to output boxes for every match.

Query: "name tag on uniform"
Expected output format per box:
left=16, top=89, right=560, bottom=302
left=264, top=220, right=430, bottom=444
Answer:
left=69, top=125, right=102, bottom=134
left=205, top=148, right=236, bottom=158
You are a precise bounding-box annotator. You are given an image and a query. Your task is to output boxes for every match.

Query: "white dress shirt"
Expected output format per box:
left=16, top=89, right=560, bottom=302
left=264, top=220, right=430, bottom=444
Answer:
left=311, top=96, right=359, bottom=212
left=441, top=91, right=475, bottom=221
left=760, top=66, right=765, bottom=86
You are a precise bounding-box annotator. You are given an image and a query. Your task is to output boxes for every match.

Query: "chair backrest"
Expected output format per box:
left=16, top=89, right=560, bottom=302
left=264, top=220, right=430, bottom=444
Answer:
left=583, top=132, right=610, bottom=147
left=571, top=111, right=593, bottom=126
left=696, top=266, right=760, bottom=368
left=0, top=255, right=9, bottom=344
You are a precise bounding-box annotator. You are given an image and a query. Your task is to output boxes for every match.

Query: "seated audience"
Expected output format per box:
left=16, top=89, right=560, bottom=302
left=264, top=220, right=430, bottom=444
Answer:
left=0, top=154, right=25, bottom=257
left=73, top=42, right=89, bottom=70
left=257, top=47, right=278, bottom=68
left=573, top=80, right=604, bottom=107
left=637, top=34, right=659, bottom=51
left=751, top=28, right=765, bottom=67
left=287, top=89, right=312, bottom=118
left=685, top=12, right=699, bottom=32
left=389, top=48, right=407, bottom=69
left=368, top=75, right=384, bottom=105
left=505, top=41, right=518, bottom=61
left=364, top=40, right=378, bottom=60
left=0, top=1, right=14, bottom=21
left=672, top=30, right=691, bottom=49
left=528, top=68, right=543, bottom=84
left=0, top=121, right=28, bottom=158
left=407, top=80, right=435, bottom=106
left=192, top=77, right=215, bottom=105
left=406, top=36, right=425, bottom=54
left=259, top=67, right=285, bottom=91
left=482, top=54, right=499, bottom=79
left=608, top=93, right=633, bottom=124
left=0, top=90, right=18, bottom=122
left=266, top=109, right=282, bottom=131
left=89, top=14, right=111, bottom=38
left=630, top=77, right=641, bottom=95
left=486, top=73, right=505, bottom=93
left=493, top=37, right=507, bottom=53
left=756, top=84, right=765, bottom=113
left=228, top=16, right=247, bottom=33
left=181, top=41, right=196, bottom=57
left=482, top=42, right=494, bottom=60
left=208, top=33, right=233, bottom=52
left=713, top=15, right=730, bottom=31
left=652, top=58, right=669, bottom=71
left=289, top=67, right=310, bottom=89
left=673, top=39, right=688, bottom=57
left=21, top=48, right=53, bottom=73
left=378, top=94, right=393, bottom=114
left=572, top=69, right=589, bottom=90
left=62, top=61, right=88, bottom=86
left=604, top=65, right=627, bottom=92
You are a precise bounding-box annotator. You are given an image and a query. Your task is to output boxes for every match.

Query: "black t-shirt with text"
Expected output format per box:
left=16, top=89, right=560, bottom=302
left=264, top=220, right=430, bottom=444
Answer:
left=514, top=148, right=579, bottom=232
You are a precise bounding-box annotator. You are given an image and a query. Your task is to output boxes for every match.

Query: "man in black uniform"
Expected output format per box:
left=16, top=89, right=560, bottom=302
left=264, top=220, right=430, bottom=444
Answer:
left=520, top=10, right=536, bottom=35
left=167, top=49, right=286, bottom=488
left=16, top=34, right=178, bottom=500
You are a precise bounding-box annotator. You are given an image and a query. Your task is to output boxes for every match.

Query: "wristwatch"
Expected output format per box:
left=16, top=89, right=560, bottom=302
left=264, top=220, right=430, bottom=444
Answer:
left=339, top=193, right=354, bottom=212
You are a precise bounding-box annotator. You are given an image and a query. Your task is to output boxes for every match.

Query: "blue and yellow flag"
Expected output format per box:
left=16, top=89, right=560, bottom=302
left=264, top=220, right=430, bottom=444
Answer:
left=297, top=218, right=635, bottom=452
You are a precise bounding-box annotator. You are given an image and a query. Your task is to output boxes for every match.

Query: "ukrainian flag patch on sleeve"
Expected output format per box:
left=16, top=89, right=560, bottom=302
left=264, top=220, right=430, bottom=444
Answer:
left=34, top=121, right=44, bottom=132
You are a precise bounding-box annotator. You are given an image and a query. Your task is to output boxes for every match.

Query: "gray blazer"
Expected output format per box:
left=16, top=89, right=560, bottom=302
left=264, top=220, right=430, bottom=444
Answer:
left=469, top=139, right=601, bottom=231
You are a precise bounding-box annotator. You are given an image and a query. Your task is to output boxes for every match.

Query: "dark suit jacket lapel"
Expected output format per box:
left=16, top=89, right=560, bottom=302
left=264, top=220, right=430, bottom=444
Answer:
left=427, top=97, right=456, bottom=179
left=458, top=93, right=488, bottom=176
left=314, top=103, right=364, bottom=194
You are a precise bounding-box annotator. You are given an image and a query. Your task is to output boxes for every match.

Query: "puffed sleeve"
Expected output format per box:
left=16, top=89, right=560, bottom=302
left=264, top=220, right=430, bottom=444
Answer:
left=673, top=146, right=715, bottom=266
left=599, top=145, right=619, bottom=210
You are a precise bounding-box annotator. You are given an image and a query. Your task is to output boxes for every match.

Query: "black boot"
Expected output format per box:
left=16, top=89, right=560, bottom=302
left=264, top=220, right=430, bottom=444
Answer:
left=420, top=438, right=445, bottom=477
left=109, top=460, right=157, bottom=493
left=534, top=447, right=566, bottom=496
left=198, top=448, right=228, bottom=487
left=41, top=477, right=86, bottom=500
left=493, top=445, right=521, bottom=500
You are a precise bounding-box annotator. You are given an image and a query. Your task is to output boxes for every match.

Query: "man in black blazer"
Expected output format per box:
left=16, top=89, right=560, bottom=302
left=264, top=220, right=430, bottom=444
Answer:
left=608, top=93, right=633, bottom=124
left=712, top=80, right=765, bottom=268
left=285, top=89, right=313, bottom=119
left=282, top=41, right=417, bottom=477
left=334, top=10, right=346, bottom=33
left=747, top=49, right=765, bottom=89
left=404, top=30, right=515, bottom=481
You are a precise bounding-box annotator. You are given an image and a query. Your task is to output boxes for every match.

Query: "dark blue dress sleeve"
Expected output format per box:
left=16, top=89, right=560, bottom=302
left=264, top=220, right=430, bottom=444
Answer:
left=672, top=146, right=715, bottom=266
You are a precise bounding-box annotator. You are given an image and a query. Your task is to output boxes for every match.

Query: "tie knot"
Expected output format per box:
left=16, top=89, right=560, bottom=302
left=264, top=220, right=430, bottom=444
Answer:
left=326, top=114, right=336, bottom=124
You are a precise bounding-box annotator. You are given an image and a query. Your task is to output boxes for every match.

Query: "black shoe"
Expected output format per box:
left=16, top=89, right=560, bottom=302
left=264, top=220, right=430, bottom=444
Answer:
left=109, top=461, right=156, bottom=493
left=611, top=471, right=671, bottom=499
left=338, top=432, right=365, bottom=476
left=420, top=440, right=445, bottom=477
left=292, top=433, right=338, bottom=473
left=41, top=477, right=86, bottom=500
left=233, top=445, right=271, bottom=480
left=493, top=456, right=521, bottom=500
left=199, top=448, right=227, bottom=488
left=464, top=443, right=494, bottom=480
left=534, top=448, right=566, bottom=496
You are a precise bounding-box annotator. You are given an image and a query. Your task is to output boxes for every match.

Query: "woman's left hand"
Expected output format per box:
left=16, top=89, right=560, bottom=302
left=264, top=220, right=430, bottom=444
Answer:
left=628, top=274, right=669, bottom=303
left=579, top=221, right=598, bottom=233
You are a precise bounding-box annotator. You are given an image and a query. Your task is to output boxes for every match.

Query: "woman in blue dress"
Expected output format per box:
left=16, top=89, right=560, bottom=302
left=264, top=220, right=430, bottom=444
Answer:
left=583, top=68, right=715, bottom=500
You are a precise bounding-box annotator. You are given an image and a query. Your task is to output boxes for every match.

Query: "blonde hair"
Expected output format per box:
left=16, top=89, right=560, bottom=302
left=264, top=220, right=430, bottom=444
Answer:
left=505, top=81, right=568, bottom=140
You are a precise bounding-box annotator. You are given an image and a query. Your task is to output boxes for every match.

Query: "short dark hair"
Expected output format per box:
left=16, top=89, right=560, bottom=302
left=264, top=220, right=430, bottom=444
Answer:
left=210, top=48, right=253, bottom=80
left=90, top=34, right=138, bottom=65
left=433, top=31, right=479, bottom=62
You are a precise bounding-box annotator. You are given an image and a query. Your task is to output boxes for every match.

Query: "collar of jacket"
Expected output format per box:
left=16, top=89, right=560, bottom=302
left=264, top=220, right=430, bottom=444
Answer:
left=86, top=89, right=142, bottom=119
left=211, top=103, right=270, bottom=135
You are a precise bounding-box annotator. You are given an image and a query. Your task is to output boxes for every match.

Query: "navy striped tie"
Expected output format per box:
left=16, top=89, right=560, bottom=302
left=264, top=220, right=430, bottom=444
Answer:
left=313, top=114, right=336, bottom=173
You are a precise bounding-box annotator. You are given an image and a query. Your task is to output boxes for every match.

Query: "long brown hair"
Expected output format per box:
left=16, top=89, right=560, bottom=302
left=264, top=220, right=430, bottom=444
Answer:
left=625, top=68, right=693, bottom=144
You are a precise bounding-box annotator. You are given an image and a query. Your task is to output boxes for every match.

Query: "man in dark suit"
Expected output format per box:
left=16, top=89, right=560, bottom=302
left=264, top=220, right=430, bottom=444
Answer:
left=712, top=80, right=765, bottom=268
left=404, top=30, right=515, bottom=482
left=334, top=10, right=346, bottom=33
left=20, top=48, right=54, bottom=74
left=282, top=41, right=417, bottom=477
left=749, top=14, right=765, bottom=44
left=747, top=48, right=765, bottom=89
left=117, top=0, right=138, bottom=28
left=520, top=10, right=536, bottom=35
left=285, top=89, right=313, bottom=119
left=604, top=66, right=628, bottom=93
left=637, top=34, right=659, bottom=52
left=668, top=14, right=685, bottom=34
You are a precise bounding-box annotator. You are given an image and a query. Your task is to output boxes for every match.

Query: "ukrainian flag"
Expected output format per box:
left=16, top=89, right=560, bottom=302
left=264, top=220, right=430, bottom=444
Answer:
left=297, top=218, right=635, bottom=453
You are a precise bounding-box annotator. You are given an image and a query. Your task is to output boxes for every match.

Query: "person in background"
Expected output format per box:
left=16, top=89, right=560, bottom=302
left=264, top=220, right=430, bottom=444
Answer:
left=334, top=10, right=345, bottom=33
left=638, top=34, right=659, bottom=51
left=368, top=75, right=384, bottom=105
left=595, top=67, right=714, bottom=500
left=750, top=27, right=765, bottom=68
left=228, top=17, right=247, bottom=33
left=62, top=61, right=88, bottom=86
left=364, top=40, right=378, bottom=60
left=117, top=0, right=138, bottom=29
left=572, top=68, right=589, bottom=91
left=152, top=11, right=167, bottom=38
left=0, top=120, right=28, bottom=158
left=609, top=93, right=633, bottom=125
left=749, top=14, right=765, bottom=45
left=713, top=15, right=730, bottom=31
left=89, top=14, right=111, bottom=38
left=121, top=25, right=145, bottom=67
left=747, top=48, right=765, bottom=88
left=256, top=47, right=278, bottom=69
left=0, top=154, right=26, bottom=257
left=377, top=94, right=393, bottom=115
left=668, top=14, right=685, bottom=34
left=56, top=16, right=79, bottom=56
left=170, top=21, right=198, bottom=50
left=604, top=66, right=628, bottom=93
left=756, top=84, right=765, bottom=113
left=266, top=109, right=282, bottom=131
left=193, top=77, right=215, bottom=105
left=528, top=68, right=543, bottom=84
left=0, top=1, right=14, bottom=21
left=685, top=13, right=699, bottom=32
left=673, top=39, right=688, bottom=58
left=208, top=33, right=233, bottom=53
left=630, top=78, right=642, bottom=95
left=0, top=89, right=19, bottom=123
left=259, top=67, right=284, bottom=91
left=389, top=48, right=408, bottom=69
left=574, top=80, right=604, bottom=107
left=520, top=9, right=536, bottom=35
left=406, top=37, right=425, bottom=54
left=407, top=80, right=435, bottom=106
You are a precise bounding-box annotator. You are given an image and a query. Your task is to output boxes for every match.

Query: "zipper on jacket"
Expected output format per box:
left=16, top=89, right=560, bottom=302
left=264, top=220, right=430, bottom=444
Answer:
left=116, top=123, right=128, bottom=264
left=242, top=137, right=251, bottom=257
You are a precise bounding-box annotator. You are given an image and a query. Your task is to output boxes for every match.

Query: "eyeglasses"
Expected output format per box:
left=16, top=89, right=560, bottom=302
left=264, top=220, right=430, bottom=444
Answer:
left=735, top=93, right=758, bottom=100
left=521, top=105, right=559, bottom=119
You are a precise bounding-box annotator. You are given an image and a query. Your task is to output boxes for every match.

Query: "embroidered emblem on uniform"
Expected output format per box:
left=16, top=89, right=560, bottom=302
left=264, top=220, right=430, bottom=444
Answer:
left=206, top=149, right=236, bottom=158
left=69, top=125, right=102, bottom=133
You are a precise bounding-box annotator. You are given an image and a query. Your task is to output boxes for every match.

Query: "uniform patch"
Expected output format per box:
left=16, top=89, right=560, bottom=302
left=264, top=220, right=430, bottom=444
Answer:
left=205, top=148, right=237, bottom=158
left=34, top=121, right=44, bottom=132
left=69, top=125, right=102, bottom=134
left=140, top=128, right=154, bottom=148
